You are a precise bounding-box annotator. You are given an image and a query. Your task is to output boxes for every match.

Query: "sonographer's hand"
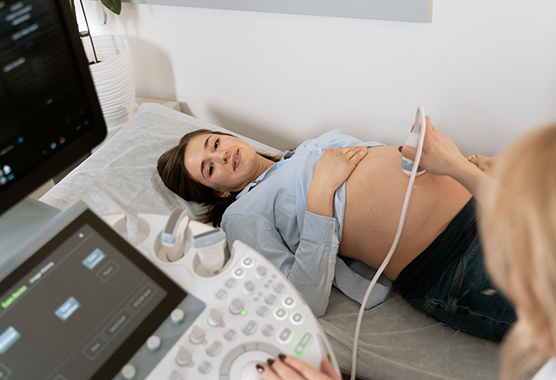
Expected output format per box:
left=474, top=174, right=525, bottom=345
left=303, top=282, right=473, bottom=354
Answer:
left=399, top=116, right=468, bottom=178
left=400, top=116, right=496, bottom=202
left=257, top=354, right=342, bottom=380
left=307, top=146, right=367, bottom=218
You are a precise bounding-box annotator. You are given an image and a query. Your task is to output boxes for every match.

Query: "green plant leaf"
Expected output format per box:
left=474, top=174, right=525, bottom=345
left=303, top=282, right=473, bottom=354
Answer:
left=100, top=0, right=121, bottom=15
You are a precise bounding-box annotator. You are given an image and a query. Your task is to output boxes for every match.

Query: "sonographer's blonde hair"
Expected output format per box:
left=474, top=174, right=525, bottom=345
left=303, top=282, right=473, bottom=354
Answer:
left=479, top=124, right=556, bottom=380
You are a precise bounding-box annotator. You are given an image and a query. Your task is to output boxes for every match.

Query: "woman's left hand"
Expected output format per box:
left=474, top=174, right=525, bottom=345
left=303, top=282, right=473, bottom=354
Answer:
left=311, top=146, right=368, bottom=193
left=257, top=354, right=342, bottom=380
left=307, top=145, right=368, bottom=218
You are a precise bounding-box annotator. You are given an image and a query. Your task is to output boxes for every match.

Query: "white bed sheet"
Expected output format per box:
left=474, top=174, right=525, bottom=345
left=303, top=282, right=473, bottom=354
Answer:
left=41, top=103, right=500, bottom=380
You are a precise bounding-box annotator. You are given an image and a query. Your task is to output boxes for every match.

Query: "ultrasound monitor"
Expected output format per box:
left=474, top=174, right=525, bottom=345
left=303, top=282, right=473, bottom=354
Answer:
left=0, top=1, right=200, bottom=379
left=0, top=0, right=107, bottom=216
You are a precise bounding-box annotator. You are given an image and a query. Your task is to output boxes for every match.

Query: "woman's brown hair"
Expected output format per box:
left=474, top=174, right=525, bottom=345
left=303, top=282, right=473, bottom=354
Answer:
left=157, top=129, right=279, bottom=226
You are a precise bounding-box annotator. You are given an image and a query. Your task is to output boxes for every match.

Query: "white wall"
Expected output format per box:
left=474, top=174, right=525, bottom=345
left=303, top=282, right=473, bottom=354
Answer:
left=82, top=0, right=556, bottom=155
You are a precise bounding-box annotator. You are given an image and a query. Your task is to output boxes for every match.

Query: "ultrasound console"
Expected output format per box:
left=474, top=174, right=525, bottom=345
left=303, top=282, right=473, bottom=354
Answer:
left=0, top=0, right=338, bottom=378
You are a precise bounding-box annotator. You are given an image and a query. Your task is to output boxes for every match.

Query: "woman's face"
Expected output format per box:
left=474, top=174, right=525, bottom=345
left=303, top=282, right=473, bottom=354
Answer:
left=184, top=133, right=261, bottom=195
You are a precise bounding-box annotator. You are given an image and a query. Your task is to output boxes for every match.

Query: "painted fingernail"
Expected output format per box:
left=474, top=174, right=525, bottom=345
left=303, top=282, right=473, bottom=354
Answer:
left=278, top=353, right=286, bottom=361
left=398, top=145, right=403, bottom=153
left=267, top=359, right=275, bottom=365
left=256, top=364, right=264, bottom=373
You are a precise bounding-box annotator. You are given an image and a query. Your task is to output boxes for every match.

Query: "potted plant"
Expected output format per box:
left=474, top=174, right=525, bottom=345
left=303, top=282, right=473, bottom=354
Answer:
left=75, top=0, right=137, bottom=137
left=73, top=0, right=122, bottom=55
left=72, top=0, right=137, bottom=134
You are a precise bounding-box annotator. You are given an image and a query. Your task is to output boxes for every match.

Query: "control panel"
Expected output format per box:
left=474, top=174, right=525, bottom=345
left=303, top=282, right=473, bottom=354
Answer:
left=107, top=213, right=339, bottom=380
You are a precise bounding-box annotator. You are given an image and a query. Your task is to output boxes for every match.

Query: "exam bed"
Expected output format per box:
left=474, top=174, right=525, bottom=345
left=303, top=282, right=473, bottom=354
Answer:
left=41, top=103, right=500, bottom=380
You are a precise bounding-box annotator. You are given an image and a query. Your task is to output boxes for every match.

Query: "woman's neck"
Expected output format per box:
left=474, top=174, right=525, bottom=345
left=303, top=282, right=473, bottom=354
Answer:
left=253, top=155, right=275, bottom=181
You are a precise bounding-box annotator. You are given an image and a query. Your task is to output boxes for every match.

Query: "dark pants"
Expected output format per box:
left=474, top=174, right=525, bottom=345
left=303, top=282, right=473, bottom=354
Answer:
left=403, top=235, right=516, bottom=342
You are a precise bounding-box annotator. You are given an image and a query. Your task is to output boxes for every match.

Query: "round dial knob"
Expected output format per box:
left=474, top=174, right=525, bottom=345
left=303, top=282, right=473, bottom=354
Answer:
left=208, top=309, right=223, bottom=327
left=121, top=364, right=136, bottom=379
left=229, top=298, right=244, bottom=315
left=255, top=266, right=267, bottom=280
left=175, top=346, right=192, bottom=366
left=189, top=325, right=205, bottom=344
left=171, top=309, right=185, bottom=324
left=243, top=281, right=255, bottom=295
left=146, top=335, right=161, bottom=352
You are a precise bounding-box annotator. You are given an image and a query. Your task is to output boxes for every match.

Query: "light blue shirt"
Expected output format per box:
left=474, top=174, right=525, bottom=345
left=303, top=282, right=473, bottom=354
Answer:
left=221, top=129, right=394, bottom=317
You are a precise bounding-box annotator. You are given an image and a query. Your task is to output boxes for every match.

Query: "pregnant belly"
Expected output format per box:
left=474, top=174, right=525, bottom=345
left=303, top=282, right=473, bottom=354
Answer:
left=339, top=145, right=471, bottom=280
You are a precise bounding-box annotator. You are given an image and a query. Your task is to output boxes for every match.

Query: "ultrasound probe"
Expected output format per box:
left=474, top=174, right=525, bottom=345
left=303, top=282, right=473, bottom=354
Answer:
left=350, top=107, right=427, bottom=380
left=401, top=106, right=427, bottom=176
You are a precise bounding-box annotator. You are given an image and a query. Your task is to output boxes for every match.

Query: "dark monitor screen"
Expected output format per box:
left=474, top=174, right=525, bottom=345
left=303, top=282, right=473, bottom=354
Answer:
left=0, top=0, right=107, bottom=215
left=0, top=208, right=187, bottom=379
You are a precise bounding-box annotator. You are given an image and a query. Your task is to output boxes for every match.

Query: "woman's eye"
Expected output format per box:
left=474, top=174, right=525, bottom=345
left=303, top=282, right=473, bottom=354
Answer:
left=209, top=163, right=214, bottom=176
left=214, top=138, right=220, bottom=149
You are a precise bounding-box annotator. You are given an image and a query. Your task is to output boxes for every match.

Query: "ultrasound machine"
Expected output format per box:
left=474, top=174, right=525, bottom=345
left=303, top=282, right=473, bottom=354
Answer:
left=0, top=0, right=338, bottom=378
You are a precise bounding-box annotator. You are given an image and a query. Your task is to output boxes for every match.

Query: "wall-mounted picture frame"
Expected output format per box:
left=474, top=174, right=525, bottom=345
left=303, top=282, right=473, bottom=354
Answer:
left=125, top=0, right=433, bottom=23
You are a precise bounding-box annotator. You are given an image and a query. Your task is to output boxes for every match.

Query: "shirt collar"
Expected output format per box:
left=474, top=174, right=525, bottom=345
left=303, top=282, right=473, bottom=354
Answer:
left=236, top=152, right=292, bottom=199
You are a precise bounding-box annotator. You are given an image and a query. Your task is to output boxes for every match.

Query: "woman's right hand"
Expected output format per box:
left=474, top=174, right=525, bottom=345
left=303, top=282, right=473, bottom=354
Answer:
left=307, top=146, right=368, bottom=217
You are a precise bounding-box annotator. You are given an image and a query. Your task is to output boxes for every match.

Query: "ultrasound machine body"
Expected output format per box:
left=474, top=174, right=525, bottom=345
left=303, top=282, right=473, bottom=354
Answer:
left=0, top=0, right=337, bottom=378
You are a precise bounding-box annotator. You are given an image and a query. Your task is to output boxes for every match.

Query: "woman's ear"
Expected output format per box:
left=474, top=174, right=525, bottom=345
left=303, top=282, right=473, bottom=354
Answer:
left=215, top=191, right=232, bottom=198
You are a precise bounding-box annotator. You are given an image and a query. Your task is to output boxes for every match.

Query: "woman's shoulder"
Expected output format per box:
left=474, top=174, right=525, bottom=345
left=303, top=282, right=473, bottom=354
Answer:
left=309, top=129, right=383, bottom=147
left=292, top=129, right=351, bottom=151
left=317, top=128, right=350, bottom=140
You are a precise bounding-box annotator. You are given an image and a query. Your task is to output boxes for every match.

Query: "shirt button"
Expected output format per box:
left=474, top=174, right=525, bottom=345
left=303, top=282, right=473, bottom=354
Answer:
left=332, top=259, right=336, bottom=265
left=333, top=229, right=337, bottom=234
left=317, top=148, right=323, bottom=154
